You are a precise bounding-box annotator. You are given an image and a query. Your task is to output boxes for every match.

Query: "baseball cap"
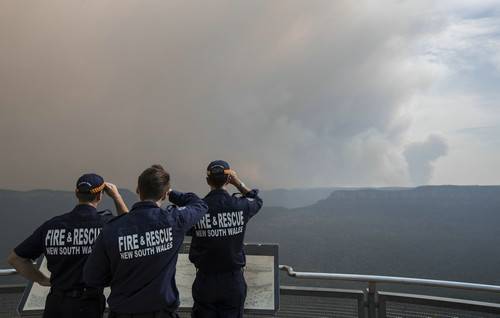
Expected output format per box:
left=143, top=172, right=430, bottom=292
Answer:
left=76, top=173, right=105, bottom=194
left=207, top=160, right=231, bottom=176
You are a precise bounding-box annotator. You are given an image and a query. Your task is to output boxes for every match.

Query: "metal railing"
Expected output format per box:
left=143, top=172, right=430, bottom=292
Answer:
left=0, top=269, right=17, bottom=276
left=279, top=265, right=500, bottom=293
left=279, top=265, right=500, bottom=318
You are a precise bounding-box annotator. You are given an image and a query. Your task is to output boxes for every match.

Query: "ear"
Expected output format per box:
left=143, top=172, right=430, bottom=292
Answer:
left=161, top=191, right=167, bottom=201
left=136, top=187, right=141, bottom=200
left=206, top=177, right=211, bottom=186
left=96, top=192, right=103, bottom=202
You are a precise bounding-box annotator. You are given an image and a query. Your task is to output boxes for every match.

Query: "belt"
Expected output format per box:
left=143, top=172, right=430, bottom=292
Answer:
left=50, top=287, right=102, bottom=298
left=196, top=267, right=244, bottom=274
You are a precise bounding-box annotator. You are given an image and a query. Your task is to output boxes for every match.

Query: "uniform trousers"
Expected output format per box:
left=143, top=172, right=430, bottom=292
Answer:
left=191, top=269, right=247, bottom=318
left=42, top=288, right=105, bottom=318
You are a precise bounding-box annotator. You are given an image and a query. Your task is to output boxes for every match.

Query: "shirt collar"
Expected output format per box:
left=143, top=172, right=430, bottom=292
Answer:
left=206, top=188, right=230, bottom=197
left=131, top=201, right=159, bottom=211
left=72, top=204, right=98, bottom=215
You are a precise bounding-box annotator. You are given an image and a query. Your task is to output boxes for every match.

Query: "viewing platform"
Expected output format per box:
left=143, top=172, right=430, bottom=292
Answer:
left=2, top=265, right=500, bottom=318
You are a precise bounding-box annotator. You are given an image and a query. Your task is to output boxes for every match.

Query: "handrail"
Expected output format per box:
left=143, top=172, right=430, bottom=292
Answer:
left=4, top=265, right=500, bottom=294
left=279, top=265, right=500, bottom=293
left=0, top=269, right=17, bottom=276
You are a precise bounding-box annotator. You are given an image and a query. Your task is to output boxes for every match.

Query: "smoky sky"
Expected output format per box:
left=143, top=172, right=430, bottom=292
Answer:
left=404, top=135, right=449, bottom=186
left=0, top=1, right=451, bottom=193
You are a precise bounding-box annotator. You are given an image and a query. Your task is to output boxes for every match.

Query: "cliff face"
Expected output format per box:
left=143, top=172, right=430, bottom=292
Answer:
left=245, top=185, right=500, bottom=302
left=260, top=187, right=341, bottom=208
left=314, top=186, right=500, bottom=209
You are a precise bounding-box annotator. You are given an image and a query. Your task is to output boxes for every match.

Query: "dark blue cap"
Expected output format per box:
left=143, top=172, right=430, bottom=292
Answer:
left=207, top=160, right=231, bottom=176
left=76, top=173, right=105, bottom=194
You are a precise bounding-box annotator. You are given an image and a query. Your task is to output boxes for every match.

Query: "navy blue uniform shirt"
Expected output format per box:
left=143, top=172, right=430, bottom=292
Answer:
left=14, top=204, right=113, bottom=291
left=83, top=191, right=208, bottom=314
left=189, top=189, right=263, bottom=273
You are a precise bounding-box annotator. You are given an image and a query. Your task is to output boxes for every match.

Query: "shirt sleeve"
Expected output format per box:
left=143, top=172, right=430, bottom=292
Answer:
left=242, top=189, right=263, bottom=220
left=83, top=232, right=112, bottom=288
left=169, top=191, right=208, bottom=232
left=14, top=225, right=45, bottom=260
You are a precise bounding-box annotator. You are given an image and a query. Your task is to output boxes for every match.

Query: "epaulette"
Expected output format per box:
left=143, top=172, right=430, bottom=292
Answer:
left=97, top=209, right=113, bottom=216
left=105, top=213, right=127, bottom=224
left=165, top=204, right=186, bottom=212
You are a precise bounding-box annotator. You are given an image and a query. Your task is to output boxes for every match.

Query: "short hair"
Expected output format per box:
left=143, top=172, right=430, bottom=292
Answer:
left=76, top=192, right=99, bottom=203
left=138, top=164, right=170, bottom=201
left=207, top=174, right=229, bottom=189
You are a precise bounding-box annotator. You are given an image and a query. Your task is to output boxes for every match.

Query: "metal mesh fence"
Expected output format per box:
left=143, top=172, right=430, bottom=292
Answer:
left=386, top=302, right=500, bottom=318
left=0, top=288, right=23, bottom=318
left=4, top=285, right=500, bottom=318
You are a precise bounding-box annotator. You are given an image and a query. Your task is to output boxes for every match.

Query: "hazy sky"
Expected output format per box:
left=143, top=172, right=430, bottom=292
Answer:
left=1, top=0, right=500, bottom=193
